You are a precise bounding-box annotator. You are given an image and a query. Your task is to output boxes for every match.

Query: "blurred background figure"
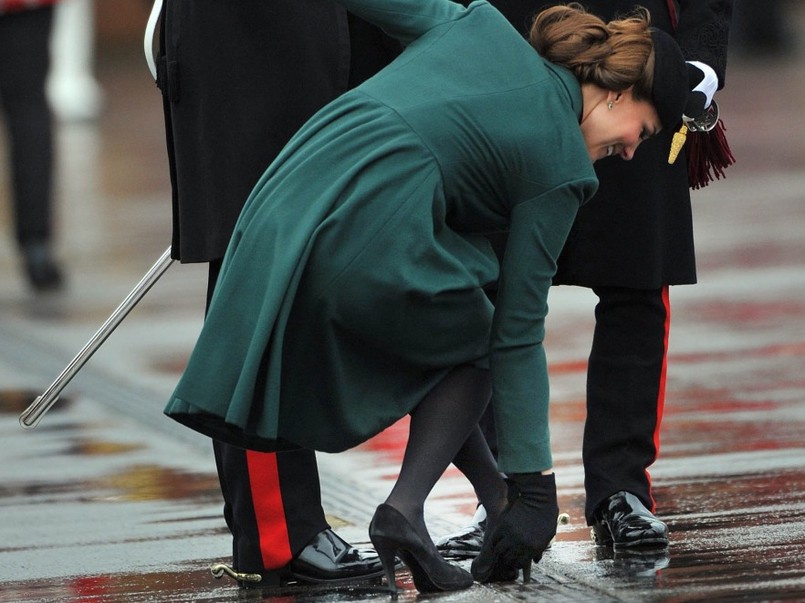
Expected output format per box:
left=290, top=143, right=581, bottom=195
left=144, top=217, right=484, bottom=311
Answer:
left=47, top=0, right=104, bottom=122
left=731, top=0, right=795, bottom=58
left=0, top=0, right=65, bottom=293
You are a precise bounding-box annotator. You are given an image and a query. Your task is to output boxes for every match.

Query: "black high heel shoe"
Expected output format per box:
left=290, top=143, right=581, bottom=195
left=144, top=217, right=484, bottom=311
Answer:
left=369, top=504, right=474, bottom=595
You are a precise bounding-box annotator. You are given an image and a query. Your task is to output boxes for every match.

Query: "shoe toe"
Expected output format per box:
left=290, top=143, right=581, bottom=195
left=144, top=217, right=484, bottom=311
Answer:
left=594, top=492, right=668, bottom=549
left=288, top=529, right=385, bottom=583
left=435, top=524, right=485, bottom=559
left=616, top=516, right=667, bottom=547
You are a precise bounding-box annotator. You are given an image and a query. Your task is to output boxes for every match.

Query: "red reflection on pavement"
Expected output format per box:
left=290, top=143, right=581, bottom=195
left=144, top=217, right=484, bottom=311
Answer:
left=357, top=416, right=409, bottom=465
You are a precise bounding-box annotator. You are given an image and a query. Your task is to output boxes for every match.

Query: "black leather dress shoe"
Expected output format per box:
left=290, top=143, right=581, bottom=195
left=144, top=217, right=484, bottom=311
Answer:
left=591, top=491, right=669, bottom=550
left=288, top=528, right=385, bottom=583
left=435, top=505, right=486, bottom=559
left=231, top=529, right=385, bottom=589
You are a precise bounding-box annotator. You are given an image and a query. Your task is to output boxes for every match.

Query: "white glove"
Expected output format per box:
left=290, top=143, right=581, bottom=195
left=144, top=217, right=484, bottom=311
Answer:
left=683, top=61, right=718, bottom=122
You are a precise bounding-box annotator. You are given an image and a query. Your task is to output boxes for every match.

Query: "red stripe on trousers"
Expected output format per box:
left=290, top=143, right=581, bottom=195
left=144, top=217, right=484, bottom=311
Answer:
left=647, top=285, right=671, bottom=512
left=246, top=450, right=293, bottom=569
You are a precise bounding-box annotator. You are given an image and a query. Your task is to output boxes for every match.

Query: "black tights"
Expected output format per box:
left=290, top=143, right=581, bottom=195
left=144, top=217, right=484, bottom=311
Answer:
left=384, top=366, right=506, bottom=537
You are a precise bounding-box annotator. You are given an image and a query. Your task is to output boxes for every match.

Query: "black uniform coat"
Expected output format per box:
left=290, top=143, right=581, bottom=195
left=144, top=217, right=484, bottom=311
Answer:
left=158, top=0, right=400, bottom=263
left=491, top=0, right=732, bottom=288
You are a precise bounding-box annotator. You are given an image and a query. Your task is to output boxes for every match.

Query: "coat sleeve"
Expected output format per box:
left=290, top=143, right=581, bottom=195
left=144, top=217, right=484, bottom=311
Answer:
left=333, top=0, right=469, bottom=46
left=490, top=181, right=594, bottom=474
left=676, top=0, right=733, bottom=87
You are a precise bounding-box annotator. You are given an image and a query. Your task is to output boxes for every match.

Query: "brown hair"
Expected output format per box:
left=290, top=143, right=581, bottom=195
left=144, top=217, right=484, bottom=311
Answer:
left=529, top=3, right=655, bottom=102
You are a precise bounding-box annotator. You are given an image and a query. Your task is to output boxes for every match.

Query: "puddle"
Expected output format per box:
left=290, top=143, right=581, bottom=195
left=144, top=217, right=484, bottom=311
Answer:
left=0, top=389, right=73, bottom=415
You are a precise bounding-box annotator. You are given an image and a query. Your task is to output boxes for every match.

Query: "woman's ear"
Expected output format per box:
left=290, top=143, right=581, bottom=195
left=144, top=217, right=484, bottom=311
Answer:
left=613, top=86, right=636, bottom=104
left=606, top=90, right=620, bottom=109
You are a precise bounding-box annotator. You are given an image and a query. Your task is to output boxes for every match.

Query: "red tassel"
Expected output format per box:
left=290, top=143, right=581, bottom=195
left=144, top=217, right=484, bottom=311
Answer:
left=686, top=119, right=736, bottom=190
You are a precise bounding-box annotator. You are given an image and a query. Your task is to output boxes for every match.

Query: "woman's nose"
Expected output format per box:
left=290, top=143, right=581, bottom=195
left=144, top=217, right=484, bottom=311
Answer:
left=620, top=141, right=640, bottom=161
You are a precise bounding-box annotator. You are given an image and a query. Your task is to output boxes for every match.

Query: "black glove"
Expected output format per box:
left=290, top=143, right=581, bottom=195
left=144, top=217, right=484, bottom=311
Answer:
left=471, top=472, right=558, bottom=583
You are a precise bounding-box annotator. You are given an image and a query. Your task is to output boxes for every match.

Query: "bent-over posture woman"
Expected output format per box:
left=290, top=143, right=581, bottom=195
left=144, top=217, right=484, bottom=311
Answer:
left=164, top=0, right=689, bottom=593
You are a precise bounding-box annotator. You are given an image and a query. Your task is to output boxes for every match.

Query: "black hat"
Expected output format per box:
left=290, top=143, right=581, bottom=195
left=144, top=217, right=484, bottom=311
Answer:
left=649, top=28, right=688, bottom=131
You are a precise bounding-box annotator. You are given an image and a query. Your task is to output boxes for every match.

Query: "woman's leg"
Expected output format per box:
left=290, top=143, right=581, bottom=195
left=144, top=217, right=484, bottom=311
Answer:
left=384, top=365, right=504, bottom=535
left=451, top=425, right=507, bottom=529
left=372, top=365, right=503, bottom=592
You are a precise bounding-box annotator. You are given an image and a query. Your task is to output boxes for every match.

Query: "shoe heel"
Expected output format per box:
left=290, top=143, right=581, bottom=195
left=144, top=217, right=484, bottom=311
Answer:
left=370, top=504, right=473, bottom=594
left=371, top=536, right=399, bottom=596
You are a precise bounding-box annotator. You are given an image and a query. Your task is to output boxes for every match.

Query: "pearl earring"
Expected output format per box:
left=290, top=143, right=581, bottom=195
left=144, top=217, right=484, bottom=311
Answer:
left=608, top=101, right=614, bottom=110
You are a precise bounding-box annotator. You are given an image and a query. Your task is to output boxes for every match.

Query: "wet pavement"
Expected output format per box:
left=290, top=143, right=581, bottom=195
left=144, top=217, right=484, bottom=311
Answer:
left=1, top=9, right=805, bottom=603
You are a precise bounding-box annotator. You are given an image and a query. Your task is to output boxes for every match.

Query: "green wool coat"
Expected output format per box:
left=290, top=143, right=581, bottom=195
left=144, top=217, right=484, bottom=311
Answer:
left=165, top=0, right=598, bottom=474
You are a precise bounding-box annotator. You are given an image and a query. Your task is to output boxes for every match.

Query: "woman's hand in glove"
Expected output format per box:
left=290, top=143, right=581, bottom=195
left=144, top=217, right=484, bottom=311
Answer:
left=470, top=472, right=559, bottom=583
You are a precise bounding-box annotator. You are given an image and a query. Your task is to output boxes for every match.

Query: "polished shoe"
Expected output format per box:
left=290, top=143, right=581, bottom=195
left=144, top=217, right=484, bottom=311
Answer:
left=217, top=528, right=386, bottom=589
left=288, top=528, right=385, bottom=583
left=22, top=242, right=64, bottom=293
left=591, top=491, right=669, bottom=550
left=370, top=503, right=474, bottom=595
left=435, top=505, right=486, bottom=559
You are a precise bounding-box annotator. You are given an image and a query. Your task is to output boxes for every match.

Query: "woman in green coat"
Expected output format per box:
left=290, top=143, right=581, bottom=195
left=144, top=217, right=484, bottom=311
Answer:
left=165, top=0, right=689, bottom=593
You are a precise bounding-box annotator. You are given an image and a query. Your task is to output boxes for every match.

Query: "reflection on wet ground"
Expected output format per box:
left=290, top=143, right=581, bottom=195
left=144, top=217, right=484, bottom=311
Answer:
left=0, top=390, right=72, bottom=415
left=3, top=569, right=411, bottom=603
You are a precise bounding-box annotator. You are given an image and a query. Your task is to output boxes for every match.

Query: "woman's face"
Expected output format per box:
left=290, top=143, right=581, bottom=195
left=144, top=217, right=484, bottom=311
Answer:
left=581, top=88, right=662, bottom=162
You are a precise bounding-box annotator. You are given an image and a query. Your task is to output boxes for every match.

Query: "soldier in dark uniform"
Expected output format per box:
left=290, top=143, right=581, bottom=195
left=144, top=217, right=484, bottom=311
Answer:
left=154, top=0, right=400, bottom=588
left=0, top=0, right=65, bottom=292
left=438, top=0, right=733, bottom=553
